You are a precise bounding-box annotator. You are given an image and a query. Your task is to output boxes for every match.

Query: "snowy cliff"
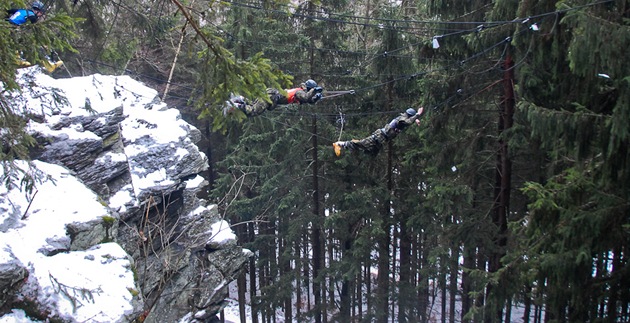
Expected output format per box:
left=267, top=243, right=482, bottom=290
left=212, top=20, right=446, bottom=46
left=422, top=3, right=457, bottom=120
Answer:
left=0, top=67, right=251, bottom=323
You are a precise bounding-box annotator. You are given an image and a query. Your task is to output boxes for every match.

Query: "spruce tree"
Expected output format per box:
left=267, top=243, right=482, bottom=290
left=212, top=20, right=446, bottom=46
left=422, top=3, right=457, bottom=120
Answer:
left=512, top=0, right=630, bottom=320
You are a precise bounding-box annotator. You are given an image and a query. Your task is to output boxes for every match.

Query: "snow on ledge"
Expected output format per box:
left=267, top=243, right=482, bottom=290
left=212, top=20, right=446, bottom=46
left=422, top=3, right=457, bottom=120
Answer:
left=206, top=220, right=236, bottom=246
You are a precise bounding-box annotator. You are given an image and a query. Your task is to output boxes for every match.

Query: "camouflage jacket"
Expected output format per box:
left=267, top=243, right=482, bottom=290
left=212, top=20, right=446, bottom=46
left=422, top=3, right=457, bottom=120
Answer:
left=381, top=112, right=421, bottom=140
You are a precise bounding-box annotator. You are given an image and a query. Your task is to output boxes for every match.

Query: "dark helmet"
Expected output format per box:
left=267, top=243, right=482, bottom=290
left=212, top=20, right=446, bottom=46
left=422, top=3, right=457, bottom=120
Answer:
left=32, top=1, right=45, bottom=12
left=405, top=108, right=417, bottom=116
left=304, top=79, right=318, bottom=90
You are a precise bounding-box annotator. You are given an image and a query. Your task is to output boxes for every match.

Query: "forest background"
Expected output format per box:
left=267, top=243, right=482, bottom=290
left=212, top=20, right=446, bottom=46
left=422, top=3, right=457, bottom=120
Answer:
left=1, top=0, right=629, bottom=322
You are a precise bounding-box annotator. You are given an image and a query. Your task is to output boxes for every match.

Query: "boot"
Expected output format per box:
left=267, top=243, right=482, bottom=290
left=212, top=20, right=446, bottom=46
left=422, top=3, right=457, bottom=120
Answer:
left=43, top=60, right=63, bottom=73
left=223, top=98, right=247, bottom=116
left=333, top=141, right=344, bottom=157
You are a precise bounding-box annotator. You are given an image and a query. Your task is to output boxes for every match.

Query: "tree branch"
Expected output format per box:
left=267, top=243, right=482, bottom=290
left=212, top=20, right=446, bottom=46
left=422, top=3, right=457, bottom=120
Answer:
left=168, top=0, right=219, bottom=56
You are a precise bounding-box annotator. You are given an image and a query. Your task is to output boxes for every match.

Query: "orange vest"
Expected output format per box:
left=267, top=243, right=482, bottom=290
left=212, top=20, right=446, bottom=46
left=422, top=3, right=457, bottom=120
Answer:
left=285, top=88, right=301, bottom=104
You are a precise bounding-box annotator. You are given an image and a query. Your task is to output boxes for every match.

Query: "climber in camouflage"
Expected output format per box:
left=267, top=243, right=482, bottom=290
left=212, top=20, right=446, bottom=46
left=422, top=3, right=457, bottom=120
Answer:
left=223, top=79, right=323, bottom=117
left=333, top=107, right=424, bottom=156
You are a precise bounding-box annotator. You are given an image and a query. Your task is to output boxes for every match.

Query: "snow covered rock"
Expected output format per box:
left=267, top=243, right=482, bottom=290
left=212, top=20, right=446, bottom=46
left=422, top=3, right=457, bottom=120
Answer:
left=141, top=205, right=253, bottom=323
left=0, top=67, right=251, bottom=322
left=16, top=242, right=140, bottom=322
left=0, top=161, right=139, bottom=322
left=13, top=69, right=208, bottom=207
left=0, top=248, right=27, bottom=309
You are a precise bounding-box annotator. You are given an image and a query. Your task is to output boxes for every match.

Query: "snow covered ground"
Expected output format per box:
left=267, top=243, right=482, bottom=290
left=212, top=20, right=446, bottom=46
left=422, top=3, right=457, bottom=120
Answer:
left=221, top=277, right=535, bottom=323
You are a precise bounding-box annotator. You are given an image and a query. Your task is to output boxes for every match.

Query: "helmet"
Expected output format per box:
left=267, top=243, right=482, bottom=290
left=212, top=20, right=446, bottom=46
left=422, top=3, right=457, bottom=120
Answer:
left=32, top=1, right=45, bottom=12
left=304, top=79, right=318, bottom=90
left=405, top=108, right=417, bottom=116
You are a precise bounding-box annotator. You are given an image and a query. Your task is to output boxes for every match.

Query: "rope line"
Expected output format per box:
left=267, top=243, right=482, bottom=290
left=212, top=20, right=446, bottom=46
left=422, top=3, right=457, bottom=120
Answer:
left=78, top=5, right=563, bottom=104
left=225, top=0, right=613, bottom=34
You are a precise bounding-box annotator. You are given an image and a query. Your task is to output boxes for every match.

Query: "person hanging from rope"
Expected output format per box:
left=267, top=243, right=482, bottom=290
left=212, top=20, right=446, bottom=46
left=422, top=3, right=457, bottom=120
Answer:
left=6, top=1, right=45, bottom=25
left=6, top=1, right=64, bottom=73
left=332, top=107, right=425, bottom=157
left=223, top=79, right=324, bottom=117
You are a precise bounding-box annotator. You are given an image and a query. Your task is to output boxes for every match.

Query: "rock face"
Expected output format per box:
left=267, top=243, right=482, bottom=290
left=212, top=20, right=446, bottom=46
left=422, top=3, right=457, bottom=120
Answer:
left=0, top=67, right=251, bottom=322
left=0, top=249, right=28, bottom=309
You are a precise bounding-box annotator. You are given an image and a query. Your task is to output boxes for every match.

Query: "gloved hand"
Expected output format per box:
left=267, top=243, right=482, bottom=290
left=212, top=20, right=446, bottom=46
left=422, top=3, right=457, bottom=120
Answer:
left=312, top=92, right=323, bottom=102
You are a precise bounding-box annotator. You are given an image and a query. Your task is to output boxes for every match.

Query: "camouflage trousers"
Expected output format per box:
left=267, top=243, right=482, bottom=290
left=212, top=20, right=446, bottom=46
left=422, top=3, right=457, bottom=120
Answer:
left=342, top=129, right=388, bottom=156
left=244, top=88, right=282, bottom=117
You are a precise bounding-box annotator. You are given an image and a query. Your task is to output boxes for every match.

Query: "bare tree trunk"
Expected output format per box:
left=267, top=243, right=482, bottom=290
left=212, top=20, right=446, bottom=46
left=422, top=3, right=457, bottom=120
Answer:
left=534, top=278, right=544, bottom=323
left=391, top=224, right=398, bottom=323
left=488, top=50, right=514, bottom=322
left=340, top=236, right=352, bottom=321
left=203, top=120, right=215, bottom=190
left=249, top=222, right=259, bottom=323
left=543, top=292, right=553, bottom=323
left=350, top=265, right=363, bottom=322
left=268, top=221, right=278, bottom=323
left=596, top=253, right=606, bottom=318
left=237, top=271, right=246, bottom=323
left=505, top=296, right=513, bottom=322
left=449, top=241, right=459, bottom=323
left=440, top=268, right=446, bottom=323
left=375, top=141, right=393, bottom=322
left=398, top=217, right=412, bottom=323
left=475, top=252, right=486, bottom=321
left=235, top=222, right=247, bottom=323
left=619, top=246, right=630, bottom=321
left=311, top=116, right=324, bottom=323
left=411, top=230, right=418, bottom=321
left=365, top=261, right=370, bottom=322
left=258, top=220, right=269, bottom=323
left=279, top=231, right=292, bottom=322
left=608, top=246, right=621, bottom=318
left=418, top=233, right=429, bottom=323
left=295, top=237, right=302, bottom=320
left=461, top=243, right=474, bottom=323
left=162, top=19, right=188, bottom=101
left=375, top=79, right=394, bottom=321
left=303, top=230, right=311, bottom=312
left=523, top=284, right=532, bottom=323
left=328, top=228, right=335, bottom=311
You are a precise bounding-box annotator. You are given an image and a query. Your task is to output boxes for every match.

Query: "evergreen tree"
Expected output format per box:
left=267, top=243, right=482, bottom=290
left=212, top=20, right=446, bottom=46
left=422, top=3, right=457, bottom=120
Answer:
left=511, top=0, right=630, bottom=320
